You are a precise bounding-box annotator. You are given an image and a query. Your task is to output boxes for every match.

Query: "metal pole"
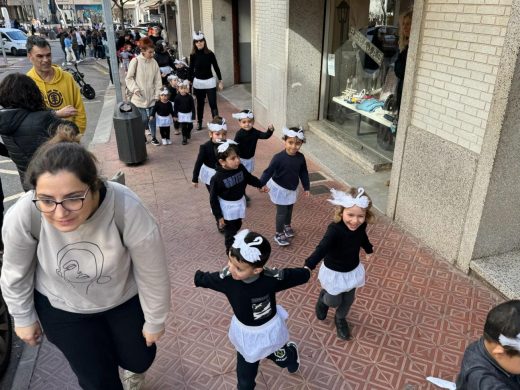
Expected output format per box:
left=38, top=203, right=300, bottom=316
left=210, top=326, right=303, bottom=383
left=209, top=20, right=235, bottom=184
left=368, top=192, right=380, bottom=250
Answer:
left=101, top=0, right=123, bottom=103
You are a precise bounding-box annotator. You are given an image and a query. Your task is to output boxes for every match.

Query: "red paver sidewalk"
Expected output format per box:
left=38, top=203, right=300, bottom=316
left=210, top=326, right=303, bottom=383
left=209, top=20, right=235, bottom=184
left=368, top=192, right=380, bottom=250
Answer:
left=27, top=95, right=502, bottom=390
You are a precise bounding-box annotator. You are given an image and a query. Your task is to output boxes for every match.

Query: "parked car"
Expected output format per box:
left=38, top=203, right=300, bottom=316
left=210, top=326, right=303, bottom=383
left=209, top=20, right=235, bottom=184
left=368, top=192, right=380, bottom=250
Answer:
left=0, top=28, right=28, bottom=56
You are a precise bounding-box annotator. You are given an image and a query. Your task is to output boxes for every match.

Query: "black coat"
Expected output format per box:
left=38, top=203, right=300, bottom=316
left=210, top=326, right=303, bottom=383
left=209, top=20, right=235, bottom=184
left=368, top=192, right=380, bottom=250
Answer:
left=0, top=108, right=59, bottom=190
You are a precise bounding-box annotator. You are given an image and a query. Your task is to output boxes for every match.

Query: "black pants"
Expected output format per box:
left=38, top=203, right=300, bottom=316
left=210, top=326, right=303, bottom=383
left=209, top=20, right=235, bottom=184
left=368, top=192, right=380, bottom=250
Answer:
left=174, top=120, right=180, bottom=130
left=79, top=44, right=86, bottom=58
left=181, top=122, right=193, bottom=139
left=193, top=87, right=218, bottom=123
left=34, top=291, right=156, bottom=390
left=224, top=218, right=242, bottom=253
left=236, top=344, right=297, bottom=390
left=275, top=204, right=294, bottom=233
left=159, top=126, right=170, bottom=140
left=320, top=288, right=356, bottom=319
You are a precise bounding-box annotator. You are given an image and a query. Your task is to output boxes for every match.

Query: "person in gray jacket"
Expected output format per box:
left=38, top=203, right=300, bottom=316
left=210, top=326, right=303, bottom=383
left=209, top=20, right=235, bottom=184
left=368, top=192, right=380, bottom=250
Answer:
left=0, top=132, right=171, bottom=390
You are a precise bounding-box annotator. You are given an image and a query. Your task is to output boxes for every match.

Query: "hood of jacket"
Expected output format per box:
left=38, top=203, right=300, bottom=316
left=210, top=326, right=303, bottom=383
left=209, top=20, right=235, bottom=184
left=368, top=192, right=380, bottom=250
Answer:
left=27, top=65, right=65, bottom=87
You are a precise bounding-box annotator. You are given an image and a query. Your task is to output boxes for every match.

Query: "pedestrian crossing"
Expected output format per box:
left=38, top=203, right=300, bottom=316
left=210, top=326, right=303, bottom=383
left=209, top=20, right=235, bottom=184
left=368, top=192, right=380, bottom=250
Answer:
left=0, top=158, right=23, bottom=203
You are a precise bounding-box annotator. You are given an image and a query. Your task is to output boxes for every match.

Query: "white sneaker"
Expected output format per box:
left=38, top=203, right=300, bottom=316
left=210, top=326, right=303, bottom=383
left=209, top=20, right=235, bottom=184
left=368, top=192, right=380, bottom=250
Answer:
left=121, top=370, right=145, bottom=390
left=167, top=139, right=172, bottom=145
left=162, top=138, right=167, bottom=145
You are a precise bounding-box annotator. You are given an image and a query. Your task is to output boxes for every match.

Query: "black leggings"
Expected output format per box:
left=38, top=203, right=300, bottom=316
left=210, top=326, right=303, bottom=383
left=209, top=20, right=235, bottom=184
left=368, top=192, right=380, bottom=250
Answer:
left=193, top=87, right=218, bottom=123
left=181, top=122, right=193, bottom=139
left=159, top=126, right=170, bottom=140
left=34, top=291, right=156, bottom=390
left=320, top=288, right=356, bottom=319
left=275, top=204, right=294, bottom=233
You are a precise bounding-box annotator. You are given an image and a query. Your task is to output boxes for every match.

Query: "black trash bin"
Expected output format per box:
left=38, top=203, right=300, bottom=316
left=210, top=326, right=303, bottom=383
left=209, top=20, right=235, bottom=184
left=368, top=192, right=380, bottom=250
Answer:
left=113, top=102, right=147, bottom=164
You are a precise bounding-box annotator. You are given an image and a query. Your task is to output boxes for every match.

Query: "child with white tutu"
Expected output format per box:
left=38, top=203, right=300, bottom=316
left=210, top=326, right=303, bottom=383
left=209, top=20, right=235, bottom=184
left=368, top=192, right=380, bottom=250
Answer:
left=304, top=187, right=374, bottom=340
left=194, top=229, right=311, bottom=389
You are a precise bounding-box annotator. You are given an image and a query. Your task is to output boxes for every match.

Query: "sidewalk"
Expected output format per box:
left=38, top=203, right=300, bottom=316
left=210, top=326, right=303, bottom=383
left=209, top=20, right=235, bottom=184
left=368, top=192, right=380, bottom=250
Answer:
left=27, top=93, right=502, bottom=389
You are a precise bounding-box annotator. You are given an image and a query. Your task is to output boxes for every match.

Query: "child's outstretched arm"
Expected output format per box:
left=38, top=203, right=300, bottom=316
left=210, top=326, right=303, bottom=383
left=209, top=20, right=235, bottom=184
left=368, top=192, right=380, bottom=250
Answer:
left=304, top=224, right=337, bottom=270
left=361, top=229, right=374, bottom=257
left=259, top=155, right=277, bottom=186
left=194, top=269, right=227, bottom=293
left=256, top=124, right=275, bottom=139
left=243, top=167, right=269, bottom=192
left=267, top=267, right=311, bottom=292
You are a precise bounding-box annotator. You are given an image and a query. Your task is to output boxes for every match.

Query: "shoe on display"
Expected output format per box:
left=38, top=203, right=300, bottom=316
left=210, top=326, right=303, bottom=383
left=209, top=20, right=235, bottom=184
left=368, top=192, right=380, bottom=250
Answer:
left=274, top=233, right=290, bottom=246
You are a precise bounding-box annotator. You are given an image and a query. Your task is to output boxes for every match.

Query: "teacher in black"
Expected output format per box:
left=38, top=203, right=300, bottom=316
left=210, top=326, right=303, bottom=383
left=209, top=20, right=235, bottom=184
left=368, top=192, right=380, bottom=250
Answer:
left=189, top=31, right=223, bottom=130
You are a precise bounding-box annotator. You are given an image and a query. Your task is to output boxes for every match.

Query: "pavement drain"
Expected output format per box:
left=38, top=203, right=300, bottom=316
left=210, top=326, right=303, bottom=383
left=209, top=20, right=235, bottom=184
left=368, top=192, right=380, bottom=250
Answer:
left=309, top=184, right=330, bottom=195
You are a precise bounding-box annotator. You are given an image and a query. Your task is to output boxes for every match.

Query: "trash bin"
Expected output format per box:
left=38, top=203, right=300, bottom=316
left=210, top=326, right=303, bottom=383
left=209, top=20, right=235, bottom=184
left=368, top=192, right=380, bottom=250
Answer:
left=113, top=102, right=147, bottom=164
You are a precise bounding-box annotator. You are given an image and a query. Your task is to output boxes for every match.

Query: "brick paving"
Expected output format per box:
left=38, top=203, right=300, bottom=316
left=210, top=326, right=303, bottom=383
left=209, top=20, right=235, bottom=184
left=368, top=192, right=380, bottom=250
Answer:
left=27, top=95, right=503, bottom=389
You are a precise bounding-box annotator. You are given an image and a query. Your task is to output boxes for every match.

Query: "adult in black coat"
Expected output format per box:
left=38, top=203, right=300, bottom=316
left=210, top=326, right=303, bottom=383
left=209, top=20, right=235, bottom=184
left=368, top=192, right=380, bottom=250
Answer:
left=0, top=73, right=61, bottom=191
left=394, top=10, right=413, bottom=113
left=154, top=43, right=175, bottom=86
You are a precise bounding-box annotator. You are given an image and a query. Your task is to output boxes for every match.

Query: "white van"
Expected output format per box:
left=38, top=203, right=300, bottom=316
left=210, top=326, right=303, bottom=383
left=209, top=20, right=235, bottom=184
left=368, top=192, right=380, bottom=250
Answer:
left=0, top=28, right=28, bottom=56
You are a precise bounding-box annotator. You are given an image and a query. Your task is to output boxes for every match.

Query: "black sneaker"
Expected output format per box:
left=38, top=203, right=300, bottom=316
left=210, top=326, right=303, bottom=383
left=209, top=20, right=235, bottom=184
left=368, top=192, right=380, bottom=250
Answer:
left=151, top=138, right=160, bottom=146
left=286, top=341, right=300, bottom=373
left=284, top=225, right=295, bottom=238
left=182, top=137, right=187, bottom=145
left=197, top=122, right=203, bottom=131
left=335, top=317, right=352, bottom=340
left=315, top=290, right=329, bottom=321
left=274, top=233, right=290, bottom=246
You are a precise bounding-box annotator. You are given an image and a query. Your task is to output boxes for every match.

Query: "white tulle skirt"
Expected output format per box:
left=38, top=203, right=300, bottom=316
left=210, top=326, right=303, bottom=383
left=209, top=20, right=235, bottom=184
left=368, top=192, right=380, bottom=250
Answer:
left=156, top=114, right=172, bottom=127
left=318, top=263, right=365, bottom=296
left=219, top=196, right=246, bottom=220
left=199, top=164, right=216, bottom=186
left=266, top=179, right=297, bottom=205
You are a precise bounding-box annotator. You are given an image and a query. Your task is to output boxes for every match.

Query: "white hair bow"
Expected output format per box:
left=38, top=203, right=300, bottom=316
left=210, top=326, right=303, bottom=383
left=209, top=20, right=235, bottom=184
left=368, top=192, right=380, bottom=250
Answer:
left=193, top=31, right=204, bottom=40
left=217, top=140, right=238, bottom=154
left=232, top=110, right=254, bottom=120
left=282, top=126, right=305, bottom=140
left=499, top=333, right=520, bottom=352
left=232, top=229, right=263, bottom=263
left=208, top=119, right=227, bottom=132
left=328, top=188, right=370, bottom=209
left=174, top=58, right=188, bottom=67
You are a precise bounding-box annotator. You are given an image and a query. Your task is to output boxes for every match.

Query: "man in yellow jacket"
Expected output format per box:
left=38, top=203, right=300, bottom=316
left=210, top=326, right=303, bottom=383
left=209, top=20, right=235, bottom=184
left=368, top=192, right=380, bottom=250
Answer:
left=26, top=36, right=87, bottom=134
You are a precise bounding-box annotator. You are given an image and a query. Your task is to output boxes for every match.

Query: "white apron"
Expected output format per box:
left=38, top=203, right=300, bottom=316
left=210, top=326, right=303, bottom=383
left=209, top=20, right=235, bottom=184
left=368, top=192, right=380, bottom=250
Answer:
left=318, top=263, right=365, bottom=296
left=156, top=114, right=172, bottom=127
left=178, top=112, right=193, bottom=123
left=266, top=178, right=298, bottom=205
left=240, top=157, right=255, bottom=173
left=228, top=305, right=289, bottom=363
left=218, top=196, right=246, bottom=220
left=199, top=164, right=216, bottom=186
left=193, top=76, right=217, bottom=89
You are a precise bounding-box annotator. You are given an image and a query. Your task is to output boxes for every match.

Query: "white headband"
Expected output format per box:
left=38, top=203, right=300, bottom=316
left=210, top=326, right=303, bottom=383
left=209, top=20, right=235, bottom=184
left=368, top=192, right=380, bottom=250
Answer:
left=217, top=140, right=238, bottom=153
left=179, top=79, right=190, bottom=87
left=193, top=31, right=204, bottom=40
left=328, top=188, right=370, bottom=209
left=282, top=126, right=305, bottom=140
left=208, top=119, right=227, bottom=132
left=159, top=88, right=169, bottom=95
left=232, top=229, right=263, bottom=263
left=499, top=333, right=520, bottom=352
left=174, top=58, right=188, bottom=67
left=232, top=110, right=254, bottom=120
left=167, top=74, right=178, bottom=81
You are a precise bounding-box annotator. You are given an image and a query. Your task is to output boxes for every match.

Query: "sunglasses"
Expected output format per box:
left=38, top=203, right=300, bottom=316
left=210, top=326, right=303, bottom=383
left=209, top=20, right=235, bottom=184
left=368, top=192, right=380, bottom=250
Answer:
left=194, top=39, right=204, bottom=43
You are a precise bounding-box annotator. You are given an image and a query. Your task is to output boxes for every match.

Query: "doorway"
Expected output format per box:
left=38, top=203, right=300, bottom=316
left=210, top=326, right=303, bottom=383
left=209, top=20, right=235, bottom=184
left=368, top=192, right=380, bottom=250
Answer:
left=232, top=0, right=251, bottom=84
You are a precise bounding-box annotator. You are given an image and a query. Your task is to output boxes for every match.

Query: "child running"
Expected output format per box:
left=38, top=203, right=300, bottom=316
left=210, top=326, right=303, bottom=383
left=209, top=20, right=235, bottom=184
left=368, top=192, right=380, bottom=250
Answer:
left=304, top=187, right=374, bottom=340
left=149, top=88, right=175, bottom=145
left=194, top=229, right=311, bottom=390
left=233, top=109, right=274, bottom=204
left=260, top=127, right=310, bottom=247
left=455, top=300, right=520, bottom=389
left=173, top=80, right=196, bottom=145
left=209, top=140, right=268, bottom=253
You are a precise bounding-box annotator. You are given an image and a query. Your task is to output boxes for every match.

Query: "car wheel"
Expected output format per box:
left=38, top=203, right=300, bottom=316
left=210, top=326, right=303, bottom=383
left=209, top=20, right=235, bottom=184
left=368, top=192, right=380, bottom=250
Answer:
left=0, top=295, right=12, bottom=376
left=10, top=47, right=17, bottom=56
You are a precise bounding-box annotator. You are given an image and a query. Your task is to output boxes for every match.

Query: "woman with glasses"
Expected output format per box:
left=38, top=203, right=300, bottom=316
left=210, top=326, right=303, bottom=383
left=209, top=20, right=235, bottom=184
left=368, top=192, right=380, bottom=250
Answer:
left=0, top=131, right=171, bottom=390
left=189, top=31, right=224, bottom=130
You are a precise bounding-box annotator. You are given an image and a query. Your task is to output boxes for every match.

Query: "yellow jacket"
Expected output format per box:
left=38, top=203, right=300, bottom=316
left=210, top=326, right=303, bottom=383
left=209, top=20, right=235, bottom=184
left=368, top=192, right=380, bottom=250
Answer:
left=27, top=65, right=87, bottom=133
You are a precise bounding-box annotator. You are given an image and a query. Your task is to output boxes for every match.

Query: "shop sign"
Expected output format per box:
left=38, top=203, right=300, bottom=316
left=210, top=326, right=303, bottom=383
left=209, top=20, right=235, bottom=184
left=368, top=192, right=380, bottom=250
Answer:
left=350, top=27, right=384, bottom=66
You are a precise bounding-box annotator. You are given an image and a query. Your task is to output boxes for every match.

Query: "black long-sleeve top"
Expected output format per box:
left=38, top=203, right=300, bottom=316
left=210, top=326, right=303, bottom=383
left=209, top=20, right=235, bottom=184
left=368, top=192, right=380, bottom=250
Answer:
left=234, top=127, right=274, bottom=159
left=209, top=164, right=262, bottom=220
left=154, top=50, right=175, bottom=68
left=174, top=66, right=189, bottom=81
left=189, top=49, right=222, bottom=81
left=149, top=100, right=174, bottom=117
left=260, top=151, right=310, bottom=191
left=173, top=93, right=195, bottom=117
left=305, top=221, right=373, bottom=272
left=194, top=267, right=310, bottom=326
left=192, top=140, right=219, bottom=183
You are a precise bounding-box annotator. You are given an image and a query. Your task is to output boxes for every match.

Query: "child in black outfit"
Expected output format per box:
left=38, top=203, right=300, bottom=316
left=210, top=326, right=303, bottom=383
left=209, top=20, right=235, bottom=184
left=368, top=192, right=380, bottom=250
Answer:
left=209, top=141, right=268, bottom=253
left=194, top=229, right=311, bottom=390
left=149, top=88, right=175, bottom=145
left=233, top=109, right=274, bottom=204
left=173, top=80, right=195, bottom=145
left=166, top=74, right=180, bottom=135
left=305, top=187, right=374, bottom=340
left=173, top=58, right=189, bottom=81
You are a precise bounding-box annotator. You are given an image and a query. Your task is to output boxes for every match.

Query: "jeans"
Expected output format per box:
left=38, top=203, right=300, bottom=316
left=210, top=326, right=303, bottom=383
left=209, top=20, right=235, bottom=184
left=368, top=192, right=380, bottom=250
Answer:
left=275, top=204, right=294, bottom=233
left=193, top=87, right=218, bottom=124
left=34, top=292, right=156, bottom=390
left=321, top=288, right=356, bottom=319
left=137, top=107, right=157, bottom=138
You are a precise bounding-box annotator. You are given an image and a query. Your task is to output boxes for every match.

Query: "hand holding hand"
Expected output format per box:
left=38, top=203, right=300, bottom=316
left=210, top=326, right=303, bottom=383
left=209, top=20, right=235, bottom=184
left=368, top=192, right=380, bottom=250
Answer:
left=218, top=218, right=226, bottom=229
left=259, top=186, right=269, bottom=193
left=55, top=105, right=78, bottom=118
left=15, top=322, right=43, bottom=346
left=173, top=117, right=178, bottom=122
left=268, top=124, right=275, bottom=132
left=142, top=329, right=165, bottom=347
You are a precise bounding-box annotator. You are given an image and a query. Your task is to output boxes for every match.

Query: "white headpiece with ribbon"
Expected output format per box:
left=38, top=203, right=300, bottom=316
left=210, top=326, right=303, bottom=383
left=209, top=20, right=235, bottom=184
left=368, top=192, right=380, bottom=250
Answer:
left=179, top=79, right=190, bottom=87
left=167, top=74, right=178, bottom=81
left=232, top=229, right=263, bottom=263
left=174, top=58, right=188, bottom=67
left=499, top=333, right=520, bottom=352
left=217, top=140, right=238, bottom=154
left=193, top=31, right=204, bottom=40
left=232, top=110, right=254, bottom=120
left=208, top=118, right=227, bottom=132
left=328, top=188, right=370, bottom=209
left=282, top=126, right=305, bottom=140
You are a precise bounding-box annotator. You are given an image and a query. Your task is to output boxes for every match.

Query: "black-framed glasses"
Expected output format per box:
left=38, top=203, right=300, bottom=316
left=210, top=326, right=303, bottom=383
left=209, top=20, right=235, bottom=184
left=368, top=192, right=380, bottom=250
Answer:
left=194, top=39, right=204, bottom=43
left=33, top=187, right=90, bottom=213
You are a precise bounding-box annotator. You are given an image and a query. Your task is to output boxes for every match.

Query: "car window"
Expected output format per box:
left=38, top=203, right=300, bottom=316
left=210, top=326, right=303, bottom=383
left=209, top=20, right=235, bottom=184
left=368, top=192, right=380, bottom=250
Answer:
left=6, top=31, right=27, bottom=41
left=1, top=33, right=8, bottom=40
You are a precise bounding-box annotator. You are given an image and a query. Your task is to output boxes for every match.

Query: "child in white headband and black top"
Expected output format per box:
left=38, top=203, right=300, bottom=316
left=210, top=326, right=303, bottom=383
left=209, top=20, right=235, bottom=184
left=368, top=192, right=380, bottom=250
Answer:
left=209, top=141, right=268, bottom=253
left=172, top=80, right=195, bottom=145
left=260, top=126, right=310, bottom=246
left=194, top=229, right=311, bottom=389
left=305, top=187, right=374, bottom=341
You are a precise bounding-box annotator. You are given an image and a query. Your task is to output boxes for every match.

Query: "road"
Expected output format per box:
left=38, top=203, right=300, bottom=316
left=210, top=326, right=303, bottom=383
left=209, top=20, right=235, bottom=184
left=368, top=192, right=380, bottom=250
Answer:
left=0, top=41, right=112, bottom=390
